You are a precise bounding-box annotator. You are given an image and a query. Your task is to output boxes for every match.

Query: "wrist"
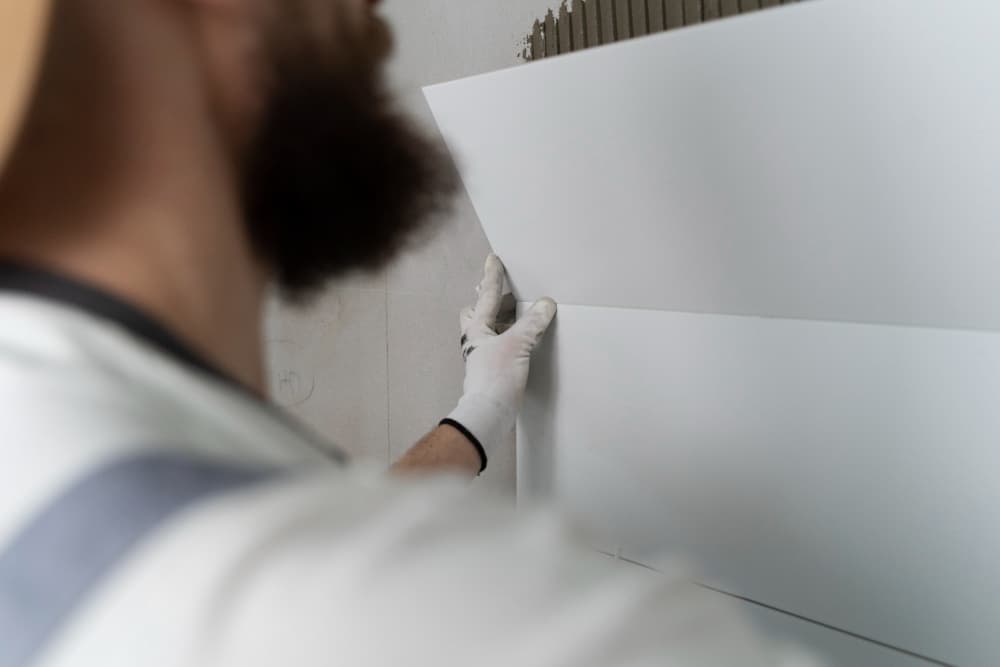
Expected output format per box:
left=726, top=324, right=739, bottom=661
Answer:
left=438, top=418, right=488, bottom=473
left=445, top=393, right=515, bottom=465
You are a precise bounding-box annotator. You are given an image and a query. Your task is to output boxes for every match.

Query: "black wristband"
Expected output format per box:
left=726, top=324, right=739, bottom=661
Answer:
left=439, top=418, right=488, bottom=474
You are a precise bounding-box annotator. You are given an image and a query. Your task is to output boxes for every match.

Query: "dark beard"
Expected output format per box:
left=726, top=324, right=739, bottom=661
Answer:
left=241, top=43, right=457, bottom=302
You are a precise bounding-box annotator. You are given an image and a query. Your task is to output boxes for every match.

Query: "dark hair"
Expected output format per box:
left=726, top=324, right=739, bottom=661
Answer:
left=242, top=39, right=457, bottom=301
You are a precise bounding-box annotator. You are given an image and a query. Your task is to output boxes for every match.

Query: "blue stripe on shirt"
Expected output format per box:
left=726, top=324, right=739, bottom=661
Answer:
left=0, top=453, right=277, bottom=667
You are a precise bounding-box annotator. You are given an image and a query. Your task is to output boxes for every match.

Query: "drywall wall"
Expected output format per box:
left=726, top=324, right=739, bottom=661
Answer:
left=426, top=0, right=1000, bottom=663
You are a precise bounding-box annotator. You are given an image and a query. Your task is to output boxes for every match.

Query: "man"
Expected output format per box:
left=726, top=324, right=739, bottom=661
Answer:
left=0, top=1, right=807, bottom=665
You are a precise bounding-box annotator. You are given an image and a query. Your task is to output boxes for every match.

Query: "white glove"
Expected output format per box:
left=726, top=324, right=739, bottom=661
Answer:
left=441, top=255, right=557, bottom=472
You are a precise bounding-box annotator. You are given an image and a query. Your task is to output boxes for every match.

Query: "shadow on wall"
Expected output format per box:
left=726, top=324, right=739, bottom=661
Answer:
left=522, top=0, right=802, bottom=61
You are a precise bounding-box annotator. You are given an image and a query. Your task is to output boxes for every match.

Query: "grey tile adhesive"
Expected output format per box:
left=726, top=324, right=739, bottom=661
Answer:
left=523, top=0, right=799, bottom=60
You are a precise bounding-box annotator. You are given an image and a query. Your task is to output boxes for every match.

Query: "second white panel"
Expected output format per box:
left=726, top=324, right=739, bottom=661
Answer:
left=518, top=303, right=1000, bottom=666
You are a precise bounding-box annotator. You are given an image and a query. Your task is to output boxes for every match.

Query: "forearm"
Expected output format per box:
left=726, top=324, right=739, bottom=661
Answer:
left=391, top=423, right=482, bottom=478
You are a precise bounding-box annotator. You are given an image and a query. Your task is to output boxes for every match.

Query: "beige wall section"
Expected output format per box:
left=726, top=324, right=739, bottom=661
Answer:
left=264, top=1, right=553, bottom=494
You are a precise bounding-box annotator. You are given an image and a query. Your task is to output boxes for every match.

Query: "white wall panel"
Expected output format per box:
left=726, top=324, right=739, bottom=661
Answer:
left=738, top=598, right=940, bottom=667
left=426, top=0, right=1000, bottom=332
left=518, top=304, right=1000, bottom=665
left=607, top=556, right=938, bottom=666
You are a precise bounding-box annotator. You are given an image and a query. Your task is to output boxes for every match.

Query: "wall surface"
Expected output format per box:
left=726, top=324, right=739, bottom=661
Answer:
left=259, top=2, right=948, bottom=663
left=261, top=0, right=805, bottom=493
left=264, top=0, right=555, bottom=494
left=425, top=2, right=1000, bottom=663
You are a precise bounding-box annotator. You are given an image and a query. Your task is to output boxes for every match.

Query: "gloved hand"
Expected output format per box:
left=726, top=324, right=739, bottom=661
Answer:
left=441, top=255, right=557, bottom=473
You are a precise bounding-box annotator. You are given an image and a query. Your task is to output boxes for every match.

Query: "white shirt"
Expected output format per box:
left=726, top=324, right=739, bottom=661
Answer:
left=0, top=263, right=811, bottom=667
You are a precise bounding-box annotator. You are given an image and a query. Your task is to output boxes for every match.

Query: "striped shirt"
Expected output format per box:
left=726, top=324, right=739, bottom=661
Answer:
left=0, top=263, right=809, bottom=667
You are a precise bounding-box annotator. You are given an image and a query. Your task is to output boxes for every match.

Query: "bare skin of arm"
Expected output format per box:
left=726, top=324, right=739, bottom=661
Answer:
left=391, top=424, right=481, bottom=479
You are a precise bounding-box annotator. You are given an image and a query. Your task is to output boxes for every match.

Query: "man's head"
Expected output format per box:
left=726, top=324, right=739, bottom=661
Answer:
left=0, top=0, right=457, bottom=301
left=230, top=0, right=458, bottom=298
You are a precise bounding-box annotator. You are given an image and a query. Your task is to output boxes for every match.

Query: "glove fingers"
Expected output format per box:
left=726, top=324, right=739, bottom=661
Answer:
left=509, top=298, right=558, bottom=348
left=471, top=254, right=505, bottom=327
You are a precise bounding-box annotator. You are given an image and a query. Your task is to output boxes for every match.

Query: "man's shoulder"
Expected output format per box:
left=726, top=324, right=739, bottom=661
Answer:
left=36, top=466, right=800, bottom=667
left=0, top=293, right=339, bottom=560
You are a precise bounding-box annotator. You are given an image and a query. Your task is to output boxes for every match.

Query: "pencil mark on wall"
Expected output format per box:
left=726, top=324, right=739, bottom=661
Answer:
left=268, top=339, right=316, bottom=408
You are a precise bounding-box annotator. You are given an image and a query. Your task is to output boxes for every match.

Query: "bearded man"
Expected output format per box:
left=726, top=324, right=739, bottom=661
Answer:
left=0, top=2, right=794, bottom=665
